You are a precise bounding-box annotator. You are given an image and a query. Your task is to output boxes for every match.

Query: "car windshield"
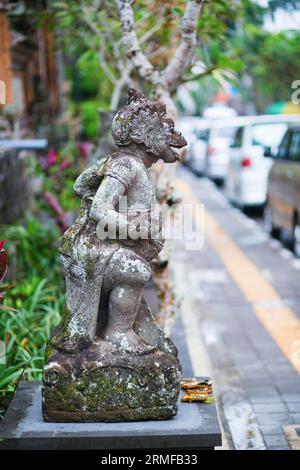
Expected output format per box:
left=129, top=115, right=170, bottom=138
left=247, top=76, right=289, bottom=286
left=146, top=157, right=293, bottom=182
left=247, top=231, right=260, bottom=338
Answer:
left=251, top=123, right=288, bottom=147
left=193, top=129, right=209, bottom=141
left=217, top=127, right=238, bottom=139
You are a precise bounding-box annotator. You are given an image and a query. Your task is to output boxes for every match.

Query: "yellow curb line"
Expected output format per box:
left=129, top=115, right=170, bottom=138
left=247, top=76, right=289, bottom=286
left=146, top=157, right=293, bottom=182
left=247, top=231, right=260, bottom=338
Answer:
left=176, top=178, right=300, bottom=375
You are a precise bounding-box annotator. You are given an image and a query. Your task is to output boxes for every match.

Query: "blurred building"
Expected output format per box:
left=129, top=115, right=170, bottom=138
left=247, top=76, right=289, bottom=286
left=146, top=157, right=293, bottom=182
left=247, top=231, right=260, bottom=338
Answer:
left=0, top=0, right=58, bottom=135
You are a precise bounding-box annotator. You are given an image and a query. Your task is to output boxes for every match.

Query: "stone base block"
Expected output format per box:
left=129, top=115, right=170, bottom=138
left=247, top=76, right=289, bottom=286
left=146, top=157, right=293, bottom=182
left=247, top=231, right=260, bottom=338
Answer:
left=42, top=342, right=181, bottom=422
left=0, top=380, right=222, bottom=450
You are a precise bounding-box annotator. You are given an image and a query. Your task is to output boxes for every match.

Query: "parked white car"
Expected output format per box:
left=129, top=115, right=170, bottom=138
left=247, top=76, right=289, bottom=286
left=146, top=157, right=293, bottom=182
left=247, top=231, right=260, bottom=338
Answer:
left=203, top=117, right=248, bottom=183
left=225, top=115, right=300, bottom=208
left=184, top=117, right=246, bottom=179
left=177, top=117, right=209, bottom=174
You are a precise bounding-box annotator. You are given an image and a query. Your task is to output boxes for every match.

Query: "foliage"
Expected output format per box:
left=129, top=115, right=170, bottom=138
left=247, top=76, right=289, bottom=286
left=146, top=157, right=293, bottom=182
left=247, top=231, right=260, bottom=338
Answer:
left=0, top=219, right=60, bottom=278
left=251, top=30, right=300, bottom=108
left=0, top=241, right=13, bottom=316
left=0, top=219, right=63, bottom=419
left=76, top=50, right=108, bottom=99
left=10, top=0, right=300, bottom=118
left=0, top=241, right=8, bottom=284
left=27, top=140, right=90, bottom=226
left=234, top=20, right=300, bottom=110
left=80, top=100, right=101, bottom=140
left=47, top=0, right=243, bottom=107
left=49, top=0, right=300, bottom=115
left=46, top=1, right=300, bottom=119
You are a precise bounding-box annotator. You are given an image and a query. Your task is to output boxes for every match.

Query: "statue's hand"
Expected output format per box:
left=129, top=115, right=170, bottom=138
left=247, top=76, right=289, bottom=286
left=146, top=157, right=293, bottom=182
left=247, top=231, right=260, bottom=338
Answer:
left=141, top=243, right=161, bottom=262
left=127, top=211, right=163, bottom=240
left=151, top=239, right=164, bottom=255
left=140, top=239, right=165, bottom=262
left=120, top=239, right=163, bottom=262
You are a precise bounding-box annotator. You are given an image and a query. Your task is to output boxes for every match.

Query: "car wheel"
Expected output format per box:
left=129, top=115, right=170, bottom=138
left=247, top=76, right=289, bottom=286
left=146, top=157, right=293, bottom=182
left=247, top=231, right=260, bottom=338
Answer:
left=264, top=203, right=280, bottom=238
left=293, top=221, right=300, bottom=258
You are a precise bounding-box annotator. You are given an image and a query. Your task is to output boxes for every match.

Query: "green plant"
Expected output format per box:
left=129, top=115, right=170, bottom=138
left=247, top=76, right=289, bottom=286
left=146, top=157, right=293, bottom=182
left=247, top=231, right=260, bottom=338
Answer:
left=80, top=100, right=100, bottom=141
left=0, top=218, right=61, bottom=280
left=25, top=142, right=85, bottom=226
left=0, top=279, right=62, bottom=419
left=0, top=219, right=64, bottom=419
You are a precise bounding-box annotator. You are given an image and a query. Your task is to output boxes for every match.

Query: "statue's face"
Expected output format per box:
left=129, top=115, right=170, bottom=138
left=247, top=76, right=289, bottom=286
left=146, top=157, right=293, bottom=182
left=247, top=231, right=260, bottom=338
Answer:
left=152, top=116, right=187, bottom=163
left=111, top=89, right=187, bottom=162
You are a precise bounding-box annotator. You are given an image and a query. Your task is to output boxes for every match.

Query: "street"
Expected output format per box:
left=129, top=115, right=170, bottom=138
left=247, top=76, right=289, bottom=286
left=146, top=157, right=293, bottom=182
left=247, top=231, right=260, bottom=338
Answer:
left=173, top=166, right=300, bottom=450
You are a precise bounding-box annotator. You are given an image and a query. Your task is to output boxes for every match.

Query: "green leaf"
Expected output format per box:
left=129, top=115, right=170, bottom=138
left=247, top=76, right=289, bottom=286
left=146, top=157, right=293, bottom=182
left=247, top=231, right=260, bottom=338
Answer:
left=204, top=396, right=215, bottom=404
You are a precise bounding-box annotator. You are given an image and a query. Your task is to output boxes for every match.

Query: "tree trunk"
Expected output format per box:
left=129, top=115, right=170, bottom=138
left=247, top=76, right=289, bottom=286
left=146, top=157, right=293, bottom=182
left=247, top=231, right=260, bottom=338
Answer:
left=0, top=150, right=30, bottom=224
left=0, top=3, right=13, bottom=106
left=151, top=86, right=181, bottom=335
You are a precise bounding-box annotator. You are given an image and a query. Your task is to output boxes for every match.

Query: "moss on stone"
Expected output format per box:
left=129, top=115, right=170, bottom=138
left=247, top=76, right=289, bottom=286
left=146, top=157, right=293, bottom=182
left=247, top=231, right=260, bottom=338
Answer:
left=43, top=358, right=181, bottom=422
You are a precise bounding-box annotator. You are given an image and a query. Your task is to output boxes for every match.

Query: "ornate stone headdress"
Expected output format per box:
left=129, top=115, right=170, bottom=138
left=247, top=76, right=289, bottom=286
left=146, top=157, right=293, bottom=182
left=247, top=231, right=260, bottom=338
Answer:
left=111, top=88, right=174, bottom=156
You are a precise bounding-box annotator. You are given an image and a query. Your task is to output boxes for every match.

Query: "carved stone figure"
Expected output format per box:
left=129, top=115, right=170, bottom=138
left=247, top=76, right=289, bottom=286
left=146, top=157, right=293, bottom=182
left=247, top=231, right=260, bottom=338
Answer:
left=42, top=89, right=187, bottom=422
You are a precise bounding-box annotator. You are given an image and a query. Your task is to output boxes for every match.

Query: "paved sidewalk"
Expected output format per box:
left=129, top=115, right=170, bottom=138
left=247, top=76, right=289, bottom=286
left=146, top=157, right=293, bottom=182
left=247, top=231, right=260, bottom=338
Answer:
left=173, top=167, right=300, bottom=450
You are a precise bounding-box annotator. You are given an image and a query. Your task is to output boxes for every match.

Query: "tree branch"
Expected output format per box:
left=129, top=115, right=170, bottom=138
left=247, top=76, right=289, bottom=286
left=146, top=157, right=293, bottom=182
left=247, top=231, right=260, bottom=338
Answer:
left=180, top=65, right=218, bottom=84
left=139, top=18, right=164, bottom=44
left=81, top=4, right=118, bottom=85
left=115, top=0, right=160, bottom=85
left=110, top=63, right=134, bottom=111
left=163, top=0, right=205, bottom=91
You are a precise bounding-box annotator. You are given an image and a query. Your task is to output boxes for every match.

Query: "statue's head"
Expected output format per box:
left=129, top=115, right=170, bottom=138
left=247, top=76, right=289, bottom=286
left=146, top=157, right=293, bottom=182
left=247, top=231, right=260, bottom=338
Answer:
left=111, top=89, right=187, bottom=163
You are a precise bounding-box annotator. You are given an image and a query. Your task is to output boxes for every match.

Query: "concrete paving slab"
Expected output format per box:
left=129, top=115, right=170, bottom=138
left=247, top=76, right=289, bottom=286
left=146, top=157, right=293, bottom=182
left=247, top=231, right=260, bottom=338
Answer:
left=174, top=168, right=300, bottom=449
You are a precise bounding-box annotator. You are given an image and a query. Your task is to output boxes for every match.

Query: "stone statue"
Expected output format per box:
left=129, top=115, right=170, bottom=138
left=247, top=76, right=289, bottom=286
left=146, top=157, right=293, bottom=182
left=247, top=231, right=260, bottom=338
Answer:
left=42, top=89, right=187, bottom=422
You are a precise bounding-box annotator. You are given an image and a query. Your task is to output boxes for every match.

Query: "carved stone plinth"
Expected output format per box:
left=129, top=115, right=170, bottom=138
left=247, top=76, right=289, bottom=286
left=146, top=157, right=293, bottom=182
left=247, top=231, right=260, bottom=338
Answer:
left=0, top=380, right=222, bottom=450
left=43, top=343, right=181, bottom=422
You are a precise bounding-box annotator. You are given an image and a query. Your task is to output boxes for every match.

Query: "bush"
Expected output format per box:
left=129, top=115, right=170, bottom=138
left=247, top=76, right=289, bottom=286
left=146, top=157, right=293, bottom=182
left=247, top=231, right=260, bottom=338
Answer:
left=80, top=100, right=100, bottom=141
left=0, top=219, right=64, bottom=419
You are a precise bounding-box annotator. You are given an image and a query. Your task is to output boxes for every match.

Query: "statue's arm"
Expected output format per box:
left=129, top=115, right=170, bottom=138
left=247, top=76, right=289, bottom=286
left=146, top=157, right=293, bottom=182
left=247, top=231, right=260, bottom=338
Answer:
left=90, top=159, right=136, bottom=236
left=74, top=164, right=99, bottom=198
left=90, top=175, right=125, bottom=216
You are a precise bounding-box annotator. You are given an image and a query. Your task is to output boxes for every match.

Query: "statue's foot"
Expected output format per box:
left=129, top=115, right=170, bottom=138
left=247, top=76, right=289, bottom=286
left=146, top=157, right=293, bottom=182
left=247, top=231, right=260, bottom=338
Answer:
left=102, top=329, right=155, bottom=355
left=51, top=333, right=90, bottom=354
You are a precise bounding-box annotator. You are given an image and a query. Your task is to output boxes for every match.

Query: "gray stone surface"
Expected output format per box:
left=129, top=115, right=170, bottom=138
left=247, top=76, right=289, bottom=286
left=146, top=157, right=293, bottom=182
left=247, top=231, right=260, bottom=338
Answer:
left=173, top=167, right=300, bottom=449
left=0, top=381, right=221, bottom=450
left=263, top=434, right=289, bottom=448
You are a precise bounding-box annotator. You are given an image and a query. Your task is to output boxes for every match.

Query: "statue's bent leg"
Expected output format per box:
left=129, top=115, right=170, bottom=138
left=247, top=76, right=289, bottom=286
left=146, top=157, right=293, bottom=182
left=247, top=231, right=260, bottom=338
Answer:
left=50, top=255, right=102, bottom=353
left=102, top=248, right=153, bottom=353
left=134, top=297, right=178, bottom=357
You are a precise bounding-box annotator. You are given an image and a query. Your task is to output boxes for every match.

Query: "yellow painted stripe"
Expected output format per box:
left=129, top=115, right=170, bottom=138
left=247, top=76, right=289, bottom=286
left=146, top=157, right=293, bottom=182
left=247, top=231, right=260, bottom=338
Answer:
left=176, top=178, right=300, bottom=374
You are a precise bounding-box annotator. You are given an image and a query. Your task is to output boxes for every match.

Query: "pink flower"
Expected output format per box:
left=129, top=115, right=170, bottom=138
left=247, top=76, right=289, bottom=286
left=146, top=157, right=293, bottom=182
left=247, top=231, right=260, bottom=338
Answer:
left=77, top=142, right=91, bottom=160
left=47, top=148, right=57, bottom=167
left=0, top=241, right=8, bottom=283
left=58, top=159, right=71, bottom=172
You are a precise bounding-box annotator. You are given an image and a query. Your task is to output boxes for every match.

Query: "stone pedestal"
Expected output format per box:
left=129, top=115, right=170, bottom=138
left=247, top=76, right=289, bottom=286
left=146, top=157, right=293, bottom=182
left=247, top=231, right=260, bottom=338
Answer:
left=43, top=340, right=181, bottom=422
left=0, top=381, right=222, bottom=450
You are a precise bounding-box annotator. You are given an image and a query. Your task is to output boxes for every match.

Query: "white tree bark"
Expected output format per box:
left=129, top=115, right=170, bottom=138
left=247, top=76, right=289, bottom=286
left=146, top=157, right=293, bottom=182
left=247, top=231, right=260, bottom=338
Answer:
left=115, top=0, right=205, bottom=93
left=163, top=0, right=205, bottom=91
left=109, top=63, right=134, bottom=111
left=115, top=0, right=161, bottom=85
